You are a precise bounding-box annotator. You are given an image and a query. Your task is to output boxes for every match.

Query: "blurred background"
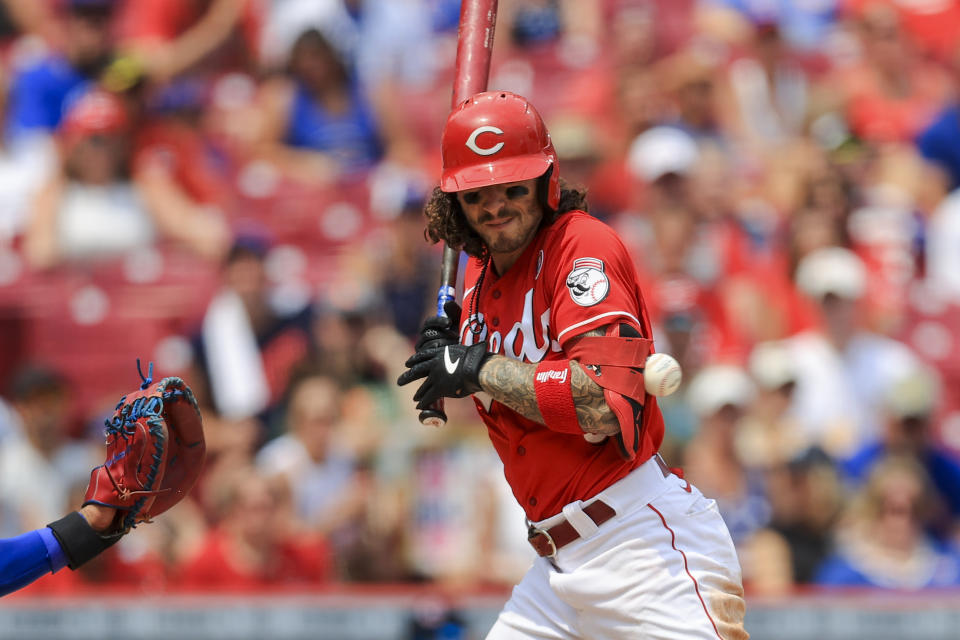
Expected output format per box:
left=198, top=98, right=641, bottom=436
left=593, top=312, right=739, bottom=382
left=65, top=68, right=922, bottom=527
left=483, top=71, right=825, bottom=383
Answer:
left=0, top=0, right=960, bottom=638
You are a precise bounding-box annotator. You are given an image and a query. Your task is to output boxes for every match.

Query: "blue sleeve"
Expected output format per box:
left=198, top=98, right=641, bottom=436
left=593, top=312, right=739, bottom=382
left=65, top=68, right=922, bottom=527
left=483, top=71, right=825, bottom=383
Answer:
left=813, top=554, right=873, bottom=587
left=839, top=442, right=883, bottom=484
left=5, top=59, right=89, bottom=139
left=0, top=529, right=65, bottom=597
left=927, top=451, right=960, bottom=516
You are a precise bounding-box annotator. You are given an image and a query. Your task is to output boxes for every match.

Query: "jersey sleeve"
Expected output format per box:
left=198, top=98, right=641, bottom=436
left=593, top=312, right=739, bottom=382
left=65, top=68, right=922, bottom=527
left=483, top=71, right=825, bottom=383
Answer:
left=546, top=214, right=645, bottom=346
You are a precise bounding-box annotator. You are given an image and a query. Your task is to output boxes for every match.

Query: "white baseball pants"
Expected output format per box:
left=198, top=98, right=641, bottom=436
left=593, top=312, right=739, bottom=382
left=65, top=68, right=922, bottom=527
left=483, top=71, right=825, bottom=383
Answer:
left=486, top=456, right=749, bottom=640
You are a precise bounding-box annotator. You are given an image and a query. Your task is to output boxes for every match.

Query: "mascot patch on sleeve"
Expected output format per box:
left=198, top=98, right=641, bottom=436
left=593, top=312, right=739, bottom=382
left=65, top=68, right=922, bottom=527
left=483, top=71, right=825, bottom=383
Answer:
left=565, top=258, right=609, bottom=307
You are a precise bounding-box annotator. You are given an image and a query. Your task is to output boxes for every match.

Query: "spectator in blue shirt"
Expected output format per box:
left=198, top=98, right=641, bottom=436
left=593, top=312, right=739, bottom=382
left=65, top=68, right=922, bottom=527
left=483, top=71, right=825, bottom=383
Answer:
left=5, top=0, right=116, bottom=142
left=255, top=28, right=383, bottom=184
left=842, top=366, right=960, bottom=536
left=816, top=455, right=960, bottom=589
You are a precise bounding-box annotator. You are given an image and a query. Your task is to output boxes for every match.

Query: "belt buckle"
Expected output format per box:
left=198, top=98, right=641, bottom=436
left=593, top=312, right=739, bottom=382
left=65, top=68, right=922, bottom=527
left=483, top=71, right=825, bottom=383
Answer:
left=528, top=525, right=558, bottom=559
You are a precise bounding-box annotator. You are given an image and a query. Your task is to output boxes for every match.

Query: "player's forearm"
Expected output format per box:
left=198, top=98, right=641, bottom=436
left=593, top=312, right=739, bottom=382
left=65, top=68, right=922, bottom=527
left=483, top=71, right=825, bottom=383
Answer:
left=478, top=356, right=619, bottom=436
left=0, top=529, right=62, bottom=596
left=0, top=504, right=120, bottom=597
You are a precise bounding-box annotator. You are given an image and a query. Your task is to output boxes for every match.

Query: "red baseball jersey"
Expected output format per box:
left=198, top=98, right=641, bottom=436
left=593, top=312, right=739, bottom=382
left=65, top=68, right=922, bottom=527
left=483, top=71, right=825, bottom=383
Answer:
left=460, top=211, right=665, bottom=521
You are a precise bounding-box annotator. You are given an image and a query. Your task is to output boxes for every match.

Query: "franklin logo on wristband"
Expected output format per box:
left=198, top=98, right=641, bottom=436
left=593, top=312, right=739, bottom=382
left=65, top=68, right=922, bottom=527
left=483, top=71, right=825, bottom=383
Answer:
left=534, top=361, right=581, bottom=435
left=535, top=368, right=568, bottom=384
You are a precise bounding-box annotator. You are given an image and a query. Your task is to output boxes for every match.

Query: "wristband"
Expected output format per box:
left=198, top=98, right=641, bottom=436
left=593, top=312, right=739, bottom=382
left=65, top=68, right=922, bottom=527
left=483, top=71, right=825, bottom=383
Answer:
left=534, top=360, right=581, bottom=434
left=46, top=512, right=125, bottom=570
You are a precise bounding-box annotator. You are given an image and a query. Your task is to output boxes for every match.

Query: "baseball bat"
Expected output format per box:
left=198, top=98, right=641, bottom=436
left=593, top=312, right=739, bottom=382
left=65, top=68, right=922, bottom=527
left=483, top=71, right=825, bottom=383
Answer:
left=419, top=0, right=499, bottom=428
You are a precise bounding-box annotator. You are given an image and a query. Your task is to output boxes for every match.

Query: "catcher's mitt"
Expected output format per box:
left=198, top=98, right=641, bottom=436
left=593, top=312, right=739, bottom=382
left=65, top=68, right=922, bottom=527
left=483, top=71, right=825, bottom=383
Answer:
left=83, top=361, right=206, bottom=532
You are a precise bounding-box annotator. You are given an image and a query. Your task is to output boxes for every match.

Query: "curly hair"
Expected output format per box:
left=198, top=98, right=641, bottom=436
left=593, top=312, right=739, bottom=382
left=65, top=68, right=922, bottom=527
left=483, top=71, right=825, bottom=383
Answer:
left=423, top=176, right=588, bottom=259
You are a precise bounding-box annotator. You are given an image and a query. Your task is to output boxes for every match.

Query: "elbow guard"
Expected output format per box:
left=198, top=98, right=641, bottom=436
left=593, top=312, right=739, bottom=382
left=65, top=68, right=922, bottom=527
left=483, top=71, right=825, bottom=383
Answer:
left=47, top=512, right=124, bottom=570
left=567, top=324, right=652, bottom=460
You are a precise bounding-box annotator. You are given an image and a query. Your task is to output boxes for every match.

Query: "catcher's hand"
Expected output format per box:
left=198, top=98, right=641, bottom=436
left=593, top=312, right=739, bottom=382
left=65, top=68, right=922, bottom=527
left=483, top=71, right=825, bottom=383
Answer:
left=83, top=361, right=206, bottom=533
left=397, top=342, right=490, bottom=410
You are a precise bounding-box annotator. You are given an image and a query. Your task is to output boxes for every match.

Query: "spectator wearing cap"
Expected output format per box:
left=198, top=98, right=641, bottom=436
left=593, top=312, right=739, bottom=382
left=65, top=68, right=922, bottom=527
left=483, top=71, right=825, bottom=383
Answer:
left=22, top=88, right=230, bottom=269
left=736, top=340, right=810, bottom=469
left=782, top=246, right=921, bottom=459
left=682, top=364, right=771, bottom=544
left=616, top=126, right=751, bottom=365
left=22, top=88, right=153, bottom=268
left=841, top=365, right=960, bottom=534
left=740, top=446, right=843, bottom=595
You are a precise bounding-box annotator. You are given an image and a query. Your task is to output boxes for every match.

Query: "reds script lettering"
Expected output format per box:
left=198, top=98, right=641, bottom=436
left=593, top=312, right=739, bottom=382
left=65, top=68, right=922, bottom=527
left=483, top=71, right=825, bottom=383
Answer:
left=461, top=288, right=561, bottom=362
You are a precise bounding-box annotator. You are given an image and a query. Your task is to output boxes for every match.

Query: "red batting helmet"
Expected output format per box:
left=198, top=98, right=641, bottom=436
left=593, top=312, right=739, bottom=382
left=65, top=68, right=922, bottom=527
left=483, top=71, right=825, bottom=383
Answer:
left=440, top=91, right=560, bottom=211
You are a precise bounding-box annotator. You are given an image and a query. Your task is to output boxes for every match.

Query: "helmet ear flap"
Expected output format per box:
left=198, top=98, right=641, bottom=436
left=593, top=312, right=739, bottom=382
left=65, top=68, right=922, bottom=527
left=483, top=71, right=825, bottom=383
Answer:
left=539, top=164, right=560, bottom=213
left=538, top=166, right=553, bottom=214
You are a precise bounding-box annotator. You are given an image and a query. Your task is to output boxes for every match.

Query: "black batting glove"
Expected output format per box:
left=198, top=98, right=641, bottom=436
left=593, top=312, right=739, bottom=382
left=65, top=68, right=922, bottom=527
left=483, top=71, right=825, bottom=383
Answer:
left=397, top=342, right=491, bottom=410
left=415, top=300, right=463, bottom=351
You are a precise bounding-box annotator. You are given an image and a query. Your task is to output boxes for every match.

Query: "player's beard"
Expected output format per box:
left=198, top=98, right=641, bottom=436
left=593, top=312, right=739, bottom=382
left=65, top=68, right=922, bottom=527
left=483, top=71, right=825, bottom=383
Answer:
left=475, top=209, right=542, bottom=257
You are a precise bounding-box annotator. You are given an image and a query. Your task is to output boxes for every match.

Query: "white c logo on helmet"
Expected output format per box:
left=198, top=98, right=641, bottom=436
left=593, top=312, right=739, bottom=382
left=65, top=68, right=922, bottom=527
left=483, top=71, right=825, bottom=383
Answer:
left=465, top=126, right=504, bottom=156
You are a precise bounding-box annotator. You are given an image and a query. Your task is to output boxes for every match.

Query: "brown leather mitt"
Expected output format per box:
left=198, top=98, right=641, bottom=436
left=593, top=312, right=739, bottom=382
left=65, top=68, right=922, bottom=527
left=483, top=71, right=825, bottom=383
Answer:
left=83, top=361, right=206, bottom=532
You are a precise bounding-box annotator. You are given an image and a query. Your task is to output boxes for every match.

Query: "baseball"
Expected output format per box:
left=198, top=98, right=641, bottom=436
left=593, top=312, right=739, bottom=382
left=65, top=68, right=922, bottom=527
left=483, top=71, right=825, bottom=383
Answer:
left=644, top=353, right=682, bottom=397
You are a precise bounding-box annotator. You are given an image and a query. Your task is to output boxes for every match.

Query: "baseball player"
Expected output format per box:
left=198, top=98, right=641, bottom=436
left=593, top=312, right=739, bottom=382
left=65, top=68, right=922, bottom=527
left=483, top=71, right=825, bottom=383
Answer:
left=398, top=91, right=748, bottom=639
left=1, top=366, right=204, bottom=597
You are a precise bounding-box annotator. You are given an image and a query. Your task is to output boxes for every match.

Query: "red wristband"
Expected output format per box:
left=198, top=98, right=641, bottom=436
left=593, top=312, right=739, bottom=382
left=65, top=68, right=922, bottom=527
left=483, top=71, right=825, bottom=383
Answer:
left=534, top=360, right=581, bottom=434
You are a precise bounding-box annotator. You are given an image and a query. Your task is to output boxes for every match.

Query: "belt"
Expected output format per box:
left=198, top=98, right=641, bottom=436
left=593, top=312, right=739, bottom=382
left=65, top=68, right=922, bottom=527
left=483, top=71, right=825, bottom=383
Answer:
left=526, top=455, right=674, bottom=559
left=527, top=500, right=616, bottom=558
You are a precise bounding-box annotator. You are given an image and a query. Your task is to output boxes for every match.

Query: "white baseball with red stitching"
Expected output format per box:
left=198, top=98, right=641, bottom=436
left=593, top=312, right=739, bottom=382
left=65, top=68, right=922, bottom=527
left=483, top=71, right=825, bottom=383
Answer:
left=643, top=353, right=682, bottom=397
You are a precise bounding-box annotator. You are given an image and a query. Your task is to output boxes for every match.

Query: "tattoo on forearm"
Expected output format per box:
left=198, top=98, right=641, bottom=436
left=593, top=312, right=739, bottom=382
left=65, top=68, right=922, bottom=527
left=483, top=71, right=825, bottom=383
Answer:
left=479, top=356, right=544, bottom=423
left=477, top=328, right=619, bottom=436
left=570, top=360, right=620, bottom=436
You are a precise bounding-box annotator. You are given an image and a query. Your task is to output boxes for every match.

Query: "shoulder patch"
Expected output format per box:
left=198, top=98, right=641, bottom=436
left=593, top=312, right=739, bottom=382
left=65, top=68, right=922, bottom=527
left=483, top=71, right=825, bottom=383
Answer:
left=565, top=257, right=609, bottom=306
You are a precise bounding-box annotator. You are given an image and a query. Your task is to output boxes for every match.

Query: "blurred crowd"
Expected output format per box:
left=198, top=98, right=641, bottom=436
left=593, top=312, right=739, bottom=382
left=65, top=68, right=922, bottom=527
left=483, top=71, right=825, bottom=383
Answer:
left=1, top=0, right=960, bottom=604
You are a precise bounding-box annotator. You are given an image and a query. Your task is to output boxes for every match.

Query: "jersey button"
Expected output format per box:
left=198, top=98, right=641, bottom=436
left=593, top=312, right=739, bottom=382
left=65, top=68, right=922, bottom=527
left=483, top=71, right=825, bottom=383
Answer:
left=492, top=289, right=501, bottom=299
left=517, top=445, right=526, bottom=456
left=492, top=316, right=500, bottom=327
left=528, top=497, right=537, bottom=507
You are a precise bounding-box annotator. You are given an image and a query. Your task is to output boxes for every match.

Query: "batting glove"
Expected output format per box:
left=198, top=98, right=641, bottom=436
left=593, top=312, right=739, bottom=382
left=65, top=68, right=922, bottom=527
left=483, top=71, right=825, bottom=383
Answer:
left=415, top=300, right=463, bottom=351
left=397, top=342, right=491, bottom=410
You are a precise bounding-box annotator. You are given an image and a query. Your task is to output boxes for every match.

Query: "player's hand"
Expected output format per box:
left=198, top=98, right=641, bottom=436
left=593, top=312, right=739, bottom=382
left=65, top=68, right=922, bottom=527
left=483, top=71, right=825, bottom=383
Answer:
left=80, top=504, right=117, bottom=533
left=415, top=300, right=463, bottom=351
left=397, top=342, right=490, bottom=410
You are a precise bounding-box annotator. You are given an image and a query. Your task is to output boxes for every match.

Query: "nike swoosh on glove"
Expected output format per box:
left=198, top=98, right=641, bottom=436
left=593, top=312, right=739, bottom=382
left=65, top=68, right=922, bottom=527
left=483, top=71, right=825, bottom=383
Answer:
left=397, top=342, right=490, bottom=410
left=415, top=300, right=463, bottom=352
